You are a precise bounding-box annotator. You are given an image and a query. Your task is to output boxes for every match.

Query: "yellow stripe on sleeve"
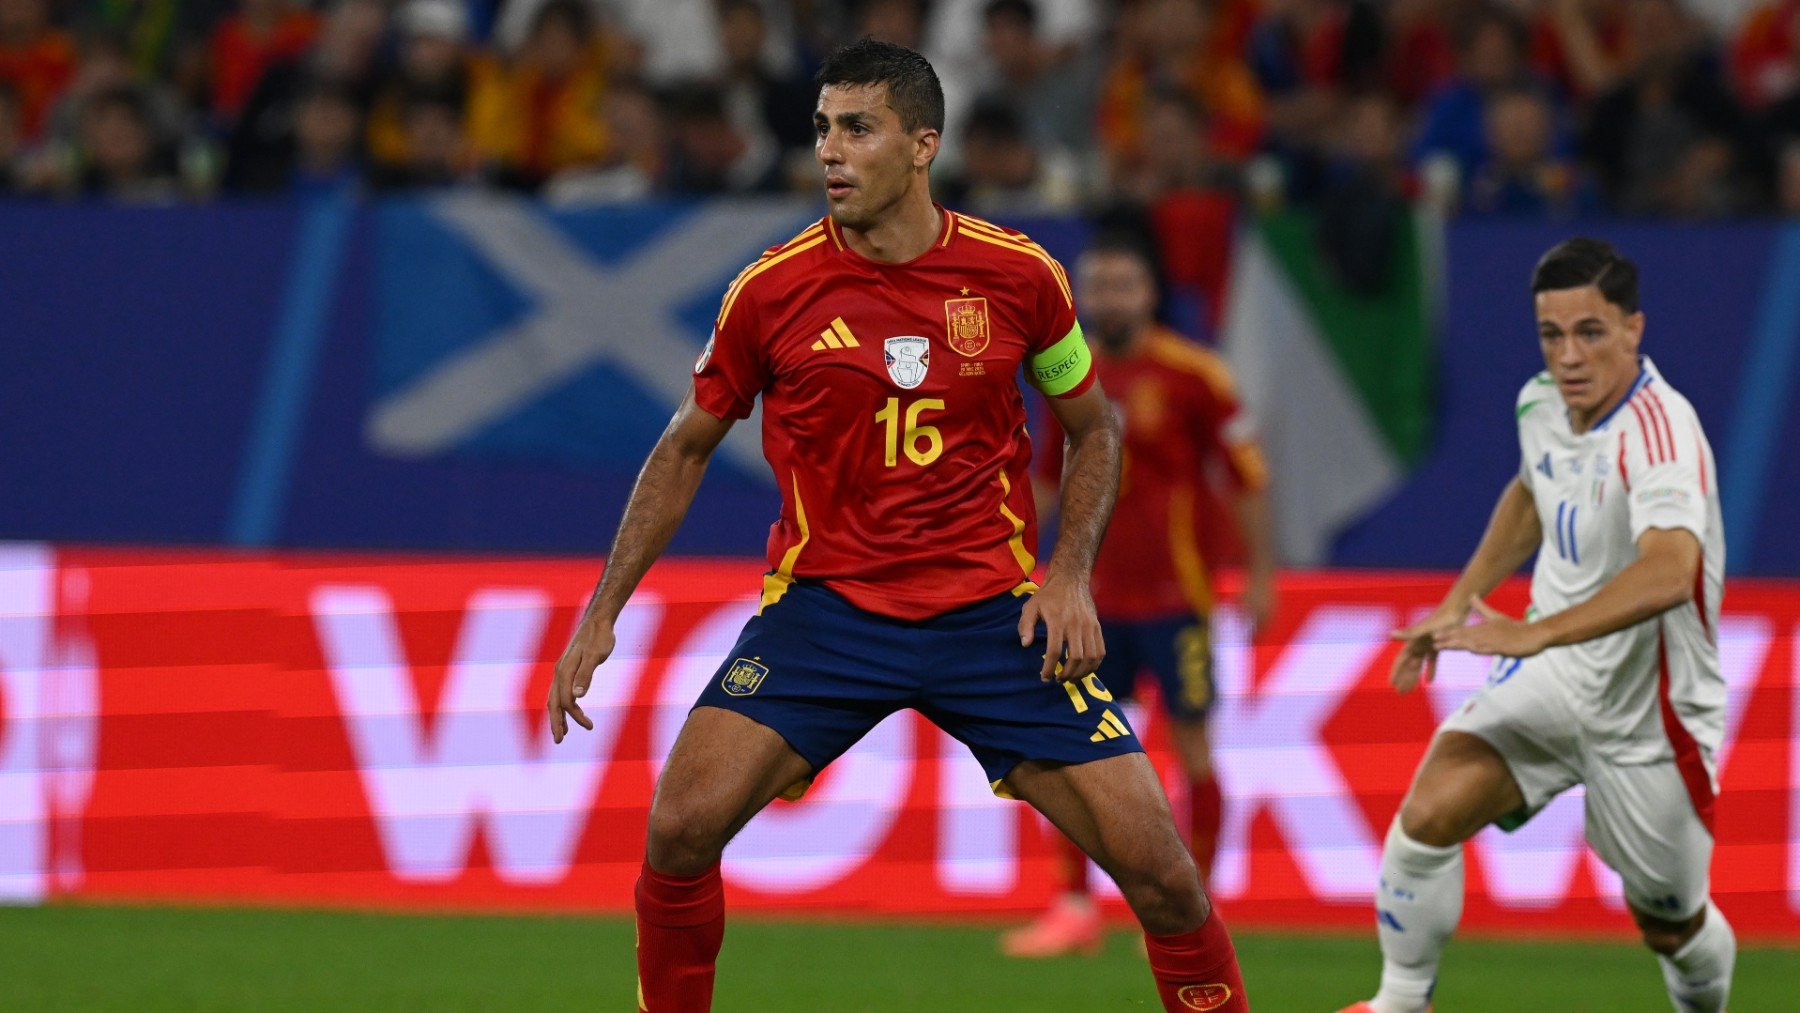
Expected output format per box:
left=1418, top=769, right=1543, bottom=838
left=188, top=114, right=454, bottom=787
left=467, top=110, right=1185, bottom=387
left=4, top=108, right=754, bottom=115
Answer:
left=718, top=233, right=829, bottom=330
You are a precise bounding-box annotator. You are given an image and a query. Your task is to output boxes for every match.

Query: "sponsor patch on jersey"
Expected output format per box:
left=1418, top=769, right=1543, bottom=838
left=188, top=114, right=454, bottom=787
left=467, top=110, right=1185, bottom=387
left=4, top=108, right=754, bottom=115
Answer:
left=943, top=297, right=991, bottom=357
left=694, top=334, right=715, bottom=375
left=721, top=657, right=769, bottom=697
left=1176, top=983, right=1233, bottom=1011
left=884, top=335, right=932, bottom=389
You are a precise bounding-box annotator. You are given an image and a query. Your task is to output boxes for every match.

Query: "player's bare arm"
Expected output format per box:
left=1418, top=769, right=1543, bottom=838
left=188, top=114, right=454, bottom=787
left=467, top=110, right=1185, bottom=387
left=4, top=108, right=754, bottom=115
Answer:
left=1436, top=526, right=1701, bottom=657
left=1391, top=477, right=1542, bottom=691
left=1232, top=487, right=1277, bottom=635
left=549, top=391, right=734, bottom=743
left=1021, top=383, right=1122, bottom=683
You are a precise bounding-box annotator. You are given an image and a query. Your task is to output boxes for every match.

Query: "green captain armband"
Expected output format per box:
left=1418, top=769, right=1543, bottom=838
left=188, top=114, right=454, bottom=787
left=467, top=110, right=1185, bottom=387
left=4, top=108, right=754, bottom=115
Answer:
left=1027, top=322, right=1093, bottom=396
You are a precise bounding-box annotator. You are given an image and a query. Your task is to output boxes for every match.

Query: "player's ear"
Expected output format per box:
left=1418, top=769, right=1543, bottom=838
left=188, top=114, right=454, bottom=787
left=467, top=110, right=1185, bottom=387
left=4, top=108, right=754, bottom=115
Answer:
left=1625, top=310, right=1645, bottom=350
left=914, top=128, right=940, bottom=170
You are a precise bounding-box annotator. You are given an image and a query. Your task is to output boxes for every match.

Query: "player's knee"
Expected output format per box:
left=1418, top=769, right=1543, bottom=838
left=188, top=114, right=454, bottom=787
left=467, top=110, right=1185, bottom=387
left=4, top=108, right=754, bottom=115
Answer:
left=1633, top=908, right=1702, bottom=956
left=1116, top=847, right=1209, bottom=935
left=644, top=801, right=729, bottom=875
left=1397, top=795, right=1472, bottom=848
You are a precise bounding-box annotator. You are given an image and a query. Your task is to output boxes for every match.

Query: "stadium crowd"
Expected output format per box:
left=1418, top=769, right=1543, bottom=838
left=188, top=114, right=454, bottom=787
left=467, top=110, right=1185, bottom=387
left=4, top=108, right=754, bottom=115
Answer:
left=2, top=0, right=1799, bottom=216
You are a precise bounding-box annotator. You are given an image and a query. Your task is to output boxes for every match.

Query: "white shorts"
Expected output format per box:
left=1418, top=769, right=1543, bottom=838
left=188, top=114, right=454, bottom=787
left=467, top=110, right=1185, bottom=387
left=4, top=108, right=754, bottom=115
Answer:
left=1437, top=655, right=1714, bottom=921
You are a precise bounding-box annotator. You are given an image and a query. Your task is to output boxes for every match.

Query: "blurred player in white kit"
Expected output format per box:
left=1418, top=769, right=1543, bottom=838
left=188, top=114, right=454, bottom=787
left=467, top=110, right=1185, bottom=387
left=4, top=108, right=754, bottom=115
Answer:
left=1341, top=238, right=1735, bottom=1013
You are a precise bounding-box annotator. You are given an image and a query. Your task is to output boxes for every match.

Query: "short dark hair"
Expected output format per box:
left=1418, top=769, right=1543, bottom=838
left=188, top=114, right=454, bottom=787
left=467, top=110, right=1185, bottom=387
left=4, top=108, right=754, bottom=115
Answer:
left=814, top=36, right=944, bottom=134
left=1531, top=237, right=1639, bottom=313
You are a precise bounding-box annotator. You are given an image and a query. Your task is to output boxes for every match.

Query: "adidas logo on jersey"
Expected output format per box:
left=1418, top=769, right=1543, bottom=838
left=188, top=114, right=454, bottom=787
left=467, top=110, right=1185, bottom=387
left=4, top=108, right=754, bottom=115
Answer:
left=812, top=317, right=861, bottom=351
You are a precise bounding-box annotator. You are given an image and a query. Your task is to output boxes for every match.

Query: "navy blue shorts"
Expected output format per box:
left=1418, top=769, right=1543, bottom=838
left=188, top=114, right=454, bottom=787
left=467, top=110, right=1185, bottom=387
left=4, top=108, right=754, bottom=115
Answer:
left=1093, top=615, right=1215, bottom=720
left=693, top=581, right=1143, bottom=795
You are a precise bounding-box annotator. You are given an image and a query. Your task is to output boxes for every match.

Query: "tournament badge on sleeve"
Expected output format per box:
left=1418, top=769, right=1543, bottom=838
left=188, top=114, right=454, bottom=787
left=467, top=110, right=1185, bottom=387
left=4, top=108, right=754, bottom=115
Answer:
left=884, top=336, right=932, bottom=389
left=944, top=297, right=991, bottom=357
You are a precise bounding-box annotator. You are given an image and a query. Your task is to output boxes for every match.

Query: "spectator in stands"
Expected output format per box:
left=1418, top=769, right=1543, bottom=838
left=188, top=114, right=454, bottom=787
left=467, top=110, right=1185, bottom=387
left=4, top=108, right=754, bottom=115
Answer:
left=971, top=0, right=1095, bottom=155
left=207, top=0, right=319, bottom=123
left=1583, top=0, right=1756, bottom=216
left=1464, top=84, right=1601, bottom=217
left=468, top=0, right=610, bottom=189
left=945, top=96, right=1078, bottom=212
left=224, top=0, right=385, bottom=191
left=1319, top=90, right=1411, bottom=294
left=0, top=78, right=21, bottom=190
left=543, top=75, right=664, bottom=203
left=718, top=0, right=813, bottom=184
left=1098, top=0, right=1263, bottom=192
left=855, top=0, right=927, bottom=50
left=367, top=0, right=475, bottom=171
left=1101, top=87, right=1236, bottom=333
left=79, top=0, right=223, bottom=110
left=1249, top=0, right=1382, bottom=157
left=662, top=80, right=778, bottom=194
left=1777, top=138, right=1800, bottom=212
left=1382, top=0, right=1460, bottom=105
left=368, top=88, right=469, bottom=190
left=1533, top=0, right=1633, bottom=101
left=278, top=75, right=362, bottom=193
left=1732, top=0, right=1800, bottom=108
left=72, top=83, right=181, bottom=199
left=0, top=0, right=75, bottom=140
left=1411, top=8, right=1545, bottom=183
left=45, top=31, right=192, bottom=165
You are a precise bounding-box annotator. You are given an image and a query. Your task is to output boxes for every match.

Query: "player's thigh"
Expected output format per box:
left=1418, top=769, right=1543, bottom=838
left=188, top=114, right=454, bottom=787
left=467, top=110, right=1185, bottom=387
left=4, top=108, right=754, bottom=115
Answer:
left=1005, top=752, right=1192, bottom=884
left=1413, top=656, right=1583, bottom=843
left=1583, top=759, right=1713, bottom=922
left=647, top=705, right=814, bottom=871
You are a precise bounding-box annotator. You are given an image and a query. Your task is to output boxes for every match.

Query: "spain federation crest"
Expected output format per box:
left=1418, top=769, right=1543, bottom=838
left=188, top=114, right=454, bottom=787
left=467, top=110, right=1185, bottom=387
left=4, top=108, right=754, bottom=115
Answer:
left=883, top=336, right=931, bottom=389
left=943, top=296, right=991, bottom=357
left=721, top=657, right=769, bottom=697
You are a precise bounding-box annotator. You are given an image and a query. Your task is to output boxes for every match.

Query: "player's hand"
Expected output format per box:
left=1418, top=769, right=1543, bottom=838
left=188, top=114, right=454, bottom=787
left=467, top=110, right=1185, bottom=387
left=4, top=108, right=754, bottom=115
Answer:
left=548, top=616, right=615, bottom=743
left=1433, top=597, right=1551, bottom=659
left=1241, top=571, right=1277, bottom=638
left=1388, top=603, right=1469, bottom=693
left=1019, top=576, right=1105, bottom=684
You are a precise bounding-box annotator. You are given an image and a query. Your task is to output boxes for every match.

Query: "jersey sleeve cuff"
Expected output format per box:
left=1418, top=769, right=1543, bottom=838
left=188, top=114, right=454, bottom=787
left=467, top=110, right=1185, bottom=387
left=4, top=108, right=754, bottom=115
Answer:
left=692, top=382, right=754, bottom=421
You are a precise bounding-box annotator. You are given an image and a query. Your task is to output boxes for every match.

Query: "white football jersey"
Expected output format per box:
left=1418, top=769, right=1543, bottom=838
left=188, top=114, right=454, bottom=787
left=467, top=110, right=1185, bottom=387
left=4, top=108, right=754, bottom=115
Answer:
left=1513, top=355, right=1725, bottom=767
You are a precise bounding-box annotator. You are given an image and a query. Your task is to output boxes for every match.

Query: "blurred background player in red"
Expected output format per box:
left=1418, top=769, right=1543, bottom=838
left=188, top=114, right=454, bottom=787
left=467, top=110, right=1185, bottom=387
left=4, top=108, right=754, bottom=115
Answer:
left=1005, top=232, right=1275, bottom=958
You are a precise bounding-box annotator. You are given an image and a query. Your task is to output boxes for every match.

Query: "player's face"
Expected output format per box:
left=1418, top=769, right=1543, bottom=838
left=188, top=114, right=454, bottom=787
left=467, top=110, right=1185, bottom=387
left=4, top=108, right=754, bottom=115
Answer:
left=1077, top=250, right=1156, bottom=352
left=814, top=83, right=938, bottom=230
left=1535, top=284, right=1644, bottom=424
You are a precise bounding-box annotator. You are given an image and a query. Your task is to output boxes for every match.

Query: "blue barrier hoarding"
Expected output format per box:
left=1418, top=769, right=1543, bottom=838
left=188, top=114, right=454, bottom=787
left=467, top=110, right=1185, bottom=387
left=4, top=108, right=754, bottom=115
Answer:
left=3, top=197, right=1794, bottom=572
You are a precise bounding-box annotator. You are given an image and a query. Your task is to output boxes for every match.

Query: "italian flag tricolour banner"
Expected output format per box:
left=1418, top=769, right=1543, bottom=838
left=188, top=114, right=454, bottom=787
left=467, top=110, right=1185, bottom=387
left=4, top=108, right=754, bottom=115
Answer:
left=1220, top=211, right=1442, bottom=565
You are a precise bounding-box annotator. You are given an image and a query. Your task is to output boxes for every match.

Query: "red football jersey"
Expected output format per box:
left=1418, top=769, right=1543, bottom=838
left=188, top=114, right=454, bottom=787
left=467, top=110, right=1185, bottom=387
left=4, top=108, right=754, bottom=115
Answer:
left=1039, top=327, right=1267, bottom=621
left=692, top=209, right=1097, bottom=621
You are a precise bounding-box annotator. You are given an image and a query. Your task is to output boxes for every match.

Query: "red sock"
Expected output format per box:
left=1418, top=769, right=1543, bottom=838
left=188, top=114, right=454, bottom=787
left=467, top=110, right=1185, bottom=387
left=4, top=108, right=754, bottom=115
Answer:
left=1056, top=831, right=1090, bottom=895
left=634, top=861, right=725, bottom=1012
left=1144, top=906, right=1247, bottom=1011
left=1187, top=775, right=1223, bottom=888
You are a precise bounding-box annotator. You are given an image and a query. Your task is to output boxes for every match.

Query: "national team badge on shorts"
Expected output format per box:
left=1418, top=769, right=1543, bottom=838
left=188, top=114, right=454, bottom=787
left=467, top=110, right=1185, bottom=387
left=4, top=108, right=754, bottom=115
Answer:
left=1176, top=983, right=1232, bottom=1011
left=884, top=336, right=931, bottom=389
left=721, top=657, right=769, bottom=697
left=943, top=297, right=990, bottom=357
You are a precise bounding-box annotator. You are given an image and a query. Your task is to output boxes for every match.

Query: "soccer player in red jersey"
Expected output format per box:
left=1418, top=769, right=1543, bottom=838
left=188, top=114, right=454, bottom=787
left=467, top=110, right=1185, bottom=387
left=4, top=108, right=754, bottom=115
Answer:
left=1004, top=236, right=1275, bottom=958
left=546, top=38, right=1250, bottom=1013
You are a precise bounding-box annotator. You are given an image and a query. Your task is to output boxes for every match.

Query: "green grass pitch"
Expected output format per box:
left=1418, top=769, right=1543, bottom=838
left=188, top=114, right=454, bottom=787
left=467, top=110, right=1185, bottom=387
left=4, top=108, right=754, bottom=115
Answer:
left=3, top=904, right=1796, bottom=1010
